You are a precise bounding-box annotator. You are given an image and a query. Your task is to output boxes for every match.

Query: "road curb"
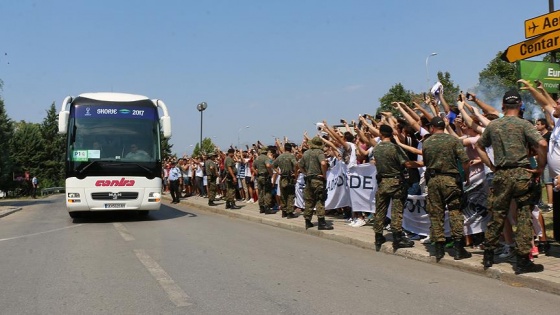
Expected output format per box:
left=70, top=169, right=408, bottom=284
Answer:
left=178, top=198, right=560, bottom=295
left=0, top=207, right=22, bottom=219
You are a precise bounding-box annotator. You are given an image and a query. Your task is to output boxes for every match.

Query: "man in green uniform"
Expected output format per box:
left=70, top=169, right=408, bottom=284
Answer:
left=422, top=116, right=471, bottom=261
left=373, top=125, right=423, bottom=252
left=299, top=136, right=333, bottom=230
left=252, top=147, right=274, bottom=214
left=273, top=143, right=299, bottom=219
left=476, top=89, right=547, bottom=274
left=224, top=148, right=240, bottom=209
left=205, top=152, right=218, bottom=206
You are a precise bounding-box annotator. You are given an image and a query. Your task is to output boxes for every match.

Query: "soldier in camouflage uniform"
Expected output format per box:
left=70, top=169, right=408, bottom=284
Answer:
left=224, top=148, right=240, bottom=209
left=299, top=136, right=333, bottom=230
left=273, top=143, right=299, bottom=219
left=476, top=89, right=547, bottom=274
left=252, top=147, right=274, bottom=214
left=422, top=116, right=471, bottom=261
left=373, top=125, right=423, bottom=252
left=205, top=152, right=219, bottom=206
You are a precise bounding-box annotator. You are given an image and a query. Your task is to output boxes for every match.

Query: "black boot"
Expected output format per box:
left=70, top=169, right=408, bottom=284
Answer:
left=230, top=202, right=240, bottom=209
left=305, top=219, right=314, bottom=230
left=434, top=242, right=445, bottom=261
left=318, top=217, right=333, bottom=230
left=375, top=232, right=386, bottom=252
left=392, top=232, right=414, bottom=251
left=453, top=240, right=472, bottom=260
left=515, top=254, right=544, bottom=274
left=482, top=249, right=494, bottom=269
left=225, top=202, right=231, bottom=209
left=286, top=212, right=297, bottom=219
left=259, top=205, right=265, bottom=213
left=208, top=201, right=217, bottom=206
left=282, top=210, right=287, bottom=218
left=264, top=207, right=274, bottom=214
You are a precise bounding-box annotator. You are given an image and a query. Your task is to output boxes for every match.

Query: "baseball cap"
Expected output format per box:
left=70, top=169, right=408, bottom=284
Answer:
left=430, top=117, right=445, bottom=128
left=503, top=89, right=522, bottom=105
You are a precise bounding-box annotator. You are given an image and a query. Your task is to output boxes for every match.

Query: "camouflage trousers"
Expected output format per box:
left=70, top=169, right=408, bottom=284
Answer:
left=207, top=176, right=217, bottom=202
left=373, top=178, right=406, bottom=234
left=304, top=178, right=326, bottom=219
left=257, top=176, right=272, bottom=208
left=426, top=175, right=464, bottom=242
left=279, top=177, right=296, bottom=214
left=225, top=177, right=236, bottom=202
left=484, top=168, right=535, bottom=255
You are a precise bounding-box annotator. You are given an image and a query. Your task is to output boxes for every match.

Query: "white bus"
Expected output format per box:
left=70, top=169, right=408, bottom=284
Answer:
left=58, top=92, right=172, bottom=218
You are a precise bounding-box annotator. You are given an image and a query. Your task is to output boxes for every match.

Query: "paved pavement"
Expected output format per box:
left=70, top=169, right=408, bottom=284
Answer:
left=170, top=194, right=560, bottom=296
left=3, top=195, right=560, bottom=295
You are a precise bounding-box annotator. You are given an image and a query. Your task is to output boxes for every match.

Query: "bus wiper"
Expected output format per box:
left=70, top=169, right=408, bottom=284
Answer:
left=77, top=160, right=101, bottom=175
left=110, top=163, right=155, bottom=179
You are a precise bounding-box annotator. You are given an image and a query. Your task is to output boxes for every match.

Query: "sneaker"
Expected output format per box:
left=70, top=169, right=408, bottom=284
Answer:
left=352, top=218, right=366, bottom=227
left=529, top=251, right=534, bottom=262
left=347, top=218, right=356, bottom=226
left=498, top=245, right=515, bottom=261
left=531, top=246, right=539, bottom=258
left=421, top=236, right=431, bottom=244
left=248, top=198, right=255, bottom=203
left=383, top=224, right=391, bottom=231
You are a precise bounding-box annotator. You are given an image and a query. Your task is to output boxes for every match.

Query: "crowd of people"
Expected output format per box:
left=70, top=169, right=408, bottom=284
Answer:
left=162, top=79, right=560, bottom=275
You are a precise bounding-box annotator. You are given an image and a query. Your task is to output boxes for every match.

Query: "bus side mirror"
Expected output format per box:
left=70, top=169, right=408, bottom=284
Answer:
left=58, top=111, right=69, bottom=134
left=161, top=116, right=172, bottom=138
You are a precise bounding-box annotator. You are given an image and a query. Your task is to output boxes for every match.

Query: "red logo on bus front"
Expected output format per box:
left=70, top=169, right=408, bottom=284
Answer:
left=95, top=178, right=136, bottom=187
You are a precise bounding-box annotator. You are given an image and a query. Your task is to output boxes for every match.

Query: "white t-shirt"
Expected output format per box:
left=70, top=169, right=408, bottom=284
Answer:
left=195, top=162, right=204, bottom=177
left=548, top=116, right=560, bottom=177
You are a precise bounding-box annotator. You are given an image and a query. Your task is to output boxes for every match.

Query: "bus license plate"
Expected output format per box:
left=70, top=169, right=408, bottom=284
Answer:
left=105, top=203, right=125, bottom=209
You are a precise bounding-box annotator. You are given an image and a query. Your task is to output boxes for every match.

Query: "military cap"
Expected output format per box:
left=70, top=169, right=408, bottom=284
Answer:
left=309, top=136, right=324, bottom=149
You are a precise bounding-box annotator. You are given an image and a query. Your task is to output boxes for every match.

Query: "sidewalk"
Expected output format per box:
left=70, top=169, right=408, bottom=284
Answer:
left=172, top=194, right=560, bottom=296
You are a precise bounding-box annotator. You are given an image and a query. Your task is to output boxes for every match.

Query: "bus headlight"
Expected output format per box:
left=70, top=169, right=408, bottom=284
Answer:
left=148, top=192, right=161, bottom=202
left=67, top=192, right=81, bottom=203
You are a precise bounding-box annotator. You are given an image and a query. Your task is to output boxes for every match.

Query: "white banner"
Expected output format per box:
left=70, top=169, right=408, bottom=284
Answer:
left=462, top=183, right=490, bottom=235
left=325, top=162, right=351, bottom=210
left=295, top=173, right=305, bottom=209
left=347, top=164, right=377, bottom=213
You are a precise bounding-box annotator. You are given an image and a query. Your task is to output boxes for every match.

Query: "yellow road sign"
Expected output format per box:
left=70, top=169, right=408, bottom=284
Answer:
left=501, top=29, right=560, bottom=63
left=525, top=10, right=560, bottom=38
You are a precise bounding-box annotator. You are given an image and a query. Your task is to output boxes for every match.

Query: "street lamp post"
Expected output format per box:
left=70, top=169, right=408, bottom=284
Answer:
left=237, top=126, right=249, bottom=148
left=425, top=52, right=438, bottom=91
left=196, top=102, right=207, bottom=153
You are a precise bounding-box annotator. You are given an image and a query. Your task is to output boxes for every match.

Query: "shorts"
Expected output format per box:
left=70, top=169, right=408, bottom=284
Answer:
left=542, top=166, right=553, bottom=184
left=245, top=177, right=254, bottom=188
left=183, top=177, right=191, bottom=185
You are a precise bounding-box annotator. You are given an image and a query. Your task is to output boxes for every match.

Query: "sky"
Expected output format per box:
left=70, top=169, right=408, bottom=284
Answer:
left=0, top=0, right=552, bottom=156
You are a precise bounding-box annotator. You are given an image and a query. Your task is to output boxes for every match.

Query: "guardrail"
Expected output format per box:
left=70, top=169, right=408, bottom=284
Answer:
left=41, top=187, right=65, bottom=196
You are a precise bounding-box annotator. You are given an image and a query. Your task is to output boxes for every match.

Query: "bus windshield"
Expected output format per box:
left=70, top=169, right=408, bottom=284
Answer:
left=67, top=101, right=161, bottom=177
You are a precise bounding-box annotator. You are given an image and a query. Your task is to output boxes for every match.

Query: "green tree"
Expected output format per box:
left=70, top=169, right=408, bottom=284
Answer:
left=378, top=83, right=414, bottom=116
left=475, top=51, right=518, bottom=104
left=38, top=102, right=65, bottom=188
left=10, top=121, right=44, bottom=194
left=0, top=95, right=15, bottom=191
left=161, top=135, right=173, bottom=161
left=192, top=137, right=216, bottom=157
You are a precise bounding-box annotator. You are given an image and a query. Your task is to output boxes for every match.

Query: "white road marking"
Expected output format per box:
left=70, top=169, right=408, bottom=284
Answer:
left=113, top=222, right=135, bottom=241
left=134, top=249, right=191, bottom=307
left=0, top=224, right=83, bottom=242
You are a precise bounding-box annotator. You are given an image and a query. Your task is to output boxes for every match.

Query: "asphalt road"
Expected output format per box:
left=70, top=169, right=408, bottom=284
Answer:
left=1, top=195, right=559, bottom=315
